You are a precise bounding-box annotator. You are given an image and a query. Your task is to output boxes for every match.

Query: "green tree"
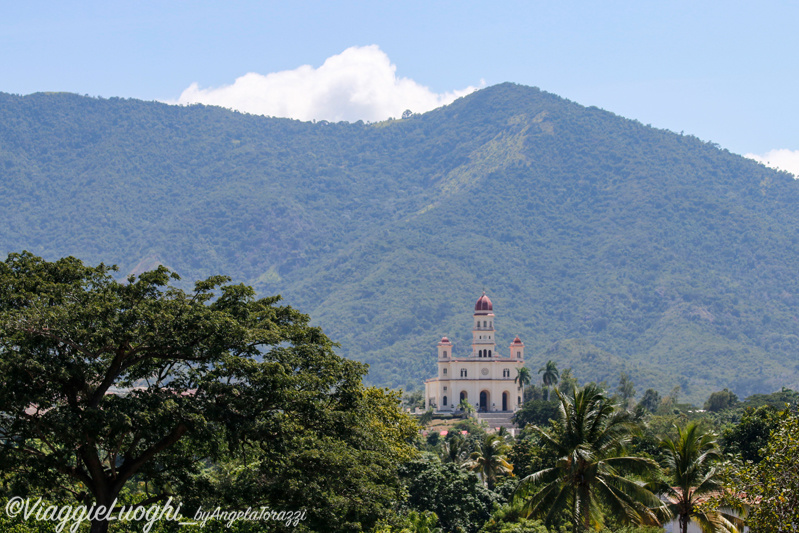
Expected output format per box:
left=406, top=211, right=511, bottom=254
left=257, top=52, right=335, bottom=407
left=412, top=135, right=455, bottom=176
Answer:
left=441, top=434, right=469, bottom=465
left=512, top=400, right=559, bottom=429
left=515, top=367, right=532, bottom=402
left=720, top=410, right=799, bottom=532
left=464, top=434, right=514, bottom=491
left=637, top=389, right=661, bottom=414
left=721, top=405, right=780, bottom=463
left=537, top=361, right=559, bottom=401
left=653, top=422, right=742, bottom=533
left=515, top=384, right=661, bottom=531
left=557, top=368, right=577, bottom=394
left=400, top=455, right=499, bottom=533
left=460, top=397, right=477, bottom=418
left=0, top=252, right=417, bottom=533
left=617, top=372, right=636, bottom=407
left=704, top=389, right=739, bottom=412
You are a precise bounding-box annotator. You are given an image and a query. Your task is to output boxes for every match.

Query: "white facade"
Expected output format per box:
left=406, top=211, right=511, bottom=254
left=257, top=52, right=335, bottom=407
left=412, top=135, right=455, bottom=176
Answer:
left=424, top=292, right=525, bottom=413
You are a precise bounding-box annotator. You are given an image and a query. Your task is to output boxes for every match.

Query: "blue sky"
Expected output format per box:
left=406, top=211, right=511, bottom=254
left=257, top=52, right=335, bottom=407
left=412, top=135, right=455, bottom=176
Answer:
left=2, top=1, right=797, bottom=171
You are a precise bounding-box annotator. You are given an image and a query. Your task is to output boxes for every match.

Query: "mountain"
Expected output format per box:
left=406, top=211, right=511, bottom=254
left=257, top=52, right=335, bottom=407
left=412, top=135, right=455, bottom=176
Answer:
left=1, top=83, right=797, bottom=404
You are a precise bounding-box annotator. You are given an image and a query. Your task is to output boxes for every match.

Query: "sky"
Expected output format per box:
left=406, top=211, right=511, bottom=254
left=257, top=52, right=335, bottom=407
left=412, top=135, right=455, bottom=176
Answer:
left=2, top=1, right=797, bottom=174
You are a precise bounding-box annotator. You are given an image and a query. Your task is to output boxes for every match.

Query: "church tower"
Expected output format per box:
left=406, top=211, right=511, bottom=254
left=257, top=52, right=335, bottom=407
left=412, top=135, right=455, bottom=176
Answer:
left=472, top=291, right=496, bottom=359
left=424, top=292, right=526, bottom=414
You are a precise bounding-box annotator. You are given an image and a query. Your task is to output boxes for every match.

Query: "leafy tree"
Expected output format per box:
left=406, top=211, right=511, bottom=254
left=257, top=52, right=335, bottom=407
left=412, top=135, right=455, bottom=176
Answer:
left=704, top=389, right=739, bottom=412
left=508, top=431, right=552, bottom=481
left=374, top=509, right=442, bottom=533
left=512, top=400, right=559, bottom=429
left=537, top=361, right=559, bottom=401
left=515, top=367, right=532, bottom=402
left=637, top=389, right=661, bottom=414
left=404, top=390, right=426, bottom=411
left=653, top=422, right=742, bottom=533
left=464, top=434, right=514, bottom=491
left=556, top=368, right=578, bottom=394
left=0, top=252, right=416, bottom=533
left=721, top=405, right=780, bottom=463
left=720, top=410, right=799, bottom=532
left=400, top=455, right=499, bottom=533
left=617, top=372, right=636, bottom=406
left=514, top=384, right=661, bottom=531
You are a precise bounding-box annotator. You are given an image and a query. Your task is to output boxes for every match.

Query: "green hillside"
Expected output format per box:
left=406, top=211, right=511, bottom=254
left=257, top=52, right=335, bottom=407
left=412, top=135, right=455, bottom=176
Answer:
left=1, top=83, right=797, bottom=403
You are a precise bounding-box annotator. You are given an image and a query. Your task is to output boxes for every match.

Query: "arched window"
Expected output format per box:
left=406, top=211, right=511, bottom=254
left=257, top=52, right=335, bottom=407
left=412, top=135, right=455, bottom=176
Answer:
left=443, top=396, right=448, bottom=406
left=516, top=351, right=521, bottom=358
left=483, top=321, right=487, bottom=327
left=478, top=350, right=483, bottom=358
left=443, top=350, right=448, bottom=358
left=488, top=349, right=492, bottom=357
left=443, top=368, right=447, bottom=375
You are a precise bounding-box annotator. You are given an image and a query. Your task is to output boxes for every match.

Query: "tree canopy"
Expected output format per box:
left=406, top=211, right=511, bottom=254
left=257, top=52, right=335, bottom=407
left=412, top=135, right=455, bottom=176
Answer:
left=0, top=252, right=417, bottom=532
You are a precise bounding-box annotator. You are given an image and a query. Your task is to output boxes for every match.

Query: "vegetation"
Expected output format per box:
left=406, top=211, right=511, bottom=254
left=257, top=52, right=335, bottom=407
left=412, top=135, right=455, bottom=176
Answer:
left=0, top=253, right=417, bottom=533
left=516, top=367, right=533, bottom=401
left=464, top=434, right=514, bottom=490
left=2, top=84, right=799, bottom=402
left=3, top=285, right=796, bottom=533
left=515, top=384, right=661, bottom=531
left=722, top=410, right=799, bottom=532
left=537, top=361, right=559, bottom=401
left=653, top=423, right=740, bottom=533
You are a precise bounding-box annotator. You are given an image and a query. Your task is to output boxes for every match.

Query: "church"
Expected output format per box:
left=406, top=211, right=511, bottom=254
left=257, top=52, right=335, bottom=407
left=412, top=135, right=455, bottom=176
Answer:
left=424, top=292, right=526, bottom=413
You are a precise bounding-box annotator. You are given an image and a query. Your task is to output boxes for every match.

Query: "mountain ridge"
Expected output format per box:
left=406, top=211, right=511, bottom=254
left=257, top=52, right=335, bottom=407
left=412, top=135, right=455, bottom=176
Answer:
left=1, top=83, right=797, bottom=403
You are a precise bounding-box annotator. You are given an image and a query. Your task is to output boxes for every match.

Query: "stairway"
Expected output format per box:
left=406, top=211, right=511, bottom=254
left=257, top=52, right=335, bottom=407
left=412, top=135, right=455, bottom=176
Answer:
left=477, top=411, right=517, bottom=431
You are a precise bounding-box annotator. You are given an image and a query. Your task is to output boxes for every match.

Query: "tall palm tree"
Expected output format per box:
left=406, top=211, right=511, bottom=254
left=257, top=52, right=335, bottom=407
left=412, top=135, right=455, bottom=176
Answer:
left=515, top=366, right=532, bottom=403
left=464, top=433, right=513, bottom=490
left=515, top=383, right=662, bottom=531
left=441, top=434, right=468, bottom=465
left=655, top=422, right=743, bottom=533
left=538, top=360, right=560, bottom=401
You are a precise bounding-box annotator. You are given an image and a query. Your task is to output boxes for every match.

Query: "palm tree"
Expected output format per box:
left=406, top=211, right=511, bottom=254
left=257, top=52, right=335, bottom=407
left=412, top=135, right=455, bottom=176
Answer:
left=515, top=383, right=662, bottom=531
left=441, top=434, right=468, bottom=465
left=458, top=397, right=476, bottom=418
left=538, top=360, right=560, bottom=401
left=515, top=366, right=532, bottom=402
left=464, top=433, right=513, bottom=490
left=654, top=422, right=743, bottom=533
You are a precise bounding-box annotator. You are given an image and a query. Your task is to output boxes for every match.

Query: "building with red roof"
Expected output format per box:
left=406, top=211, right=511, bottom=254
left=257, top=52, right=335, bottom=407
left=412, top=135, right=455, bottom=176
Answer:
left=424, top=292, right=525, bottom=413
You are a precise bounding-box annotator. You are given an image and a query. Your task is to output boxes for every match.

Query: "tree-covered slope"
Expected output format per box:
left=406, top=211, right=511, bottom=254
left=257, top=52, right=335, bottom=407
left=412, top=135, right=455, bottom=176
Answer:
left=1, top=83, right=796, bottom=403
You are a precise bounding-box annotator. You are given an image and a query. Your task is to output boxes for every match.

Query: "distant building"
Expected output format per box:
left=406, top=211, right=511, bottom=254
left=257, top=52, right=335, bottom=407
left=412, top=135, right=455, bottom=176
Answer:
left=424, top=292, right=525, bottom=413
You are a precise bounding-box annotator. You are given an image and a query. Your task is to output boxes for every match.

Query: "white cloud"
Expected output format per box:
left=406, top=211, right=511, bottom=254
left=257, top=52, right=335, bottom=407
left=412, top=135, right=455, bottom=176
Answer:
left=173, top=45, right=481, bottom=123
left=745, top=149, right=799, bottom=178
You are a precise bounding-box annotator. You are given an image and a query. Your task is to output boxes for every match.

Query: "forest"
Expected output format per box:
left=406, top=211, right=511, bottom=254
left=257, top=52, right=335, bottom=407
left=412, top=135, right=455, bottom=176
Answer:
left=0, top=253, right=796, bottom=532
left=2, top=83, right=799, bottom=403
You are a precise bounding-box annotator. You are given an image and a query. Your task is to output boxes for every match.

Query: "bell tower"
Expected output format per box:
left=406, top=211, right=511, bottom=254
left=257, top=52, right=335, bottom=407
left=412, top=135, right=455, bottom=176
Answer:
left=472, top=291, right=496, bottom=358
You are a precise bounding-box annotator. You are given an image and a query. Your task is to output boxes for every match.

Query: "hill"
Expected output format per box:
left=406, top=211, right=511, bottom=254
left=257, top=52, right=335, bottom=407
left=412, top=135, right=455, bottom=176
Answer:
left=1, top=83, right=797, bottom=403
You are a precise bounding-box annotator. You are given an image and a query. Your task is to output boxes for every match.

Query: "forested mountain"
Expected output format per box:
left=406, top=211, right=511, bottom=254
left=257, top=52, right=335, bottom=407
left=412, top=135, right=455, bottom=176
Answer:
left=1, top=83, right=797, bottom=403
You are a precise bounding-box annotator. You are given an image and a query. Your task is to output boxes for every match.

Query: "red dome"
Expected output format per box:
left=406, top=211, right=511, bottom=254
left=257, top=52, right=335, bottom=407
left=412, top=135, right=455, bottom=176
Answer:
left=474, top=292, right=493, bottom=312
left=440, top=336, right=451, bottom=344
left=512, top=336, right=523, bottom=344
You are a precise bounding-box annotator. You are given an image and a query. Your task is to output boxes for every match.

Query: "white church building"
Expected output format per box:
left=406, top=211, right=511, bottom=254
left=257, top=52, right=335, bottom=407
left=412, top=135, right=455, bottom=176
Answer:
left=424, top=292, right=525, bottom=413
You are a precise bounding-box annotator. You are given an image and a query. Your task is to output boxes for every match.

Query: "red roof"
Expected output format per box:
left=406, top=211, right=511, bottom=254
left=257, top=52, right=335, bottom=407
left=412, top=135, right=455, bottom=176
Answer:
left=474, top=291, right=493, bottom=311
left=512, top=336, right=523, bottom=344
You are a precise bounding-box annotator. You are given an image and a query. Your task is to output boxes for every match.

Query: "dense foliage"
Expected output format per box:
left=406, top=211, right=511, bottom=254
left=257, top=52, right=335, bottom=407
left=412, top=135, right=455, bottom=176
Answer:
left=2, top=84, right=799, bottom=402
left=0, top=253, right=417, bottom=533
